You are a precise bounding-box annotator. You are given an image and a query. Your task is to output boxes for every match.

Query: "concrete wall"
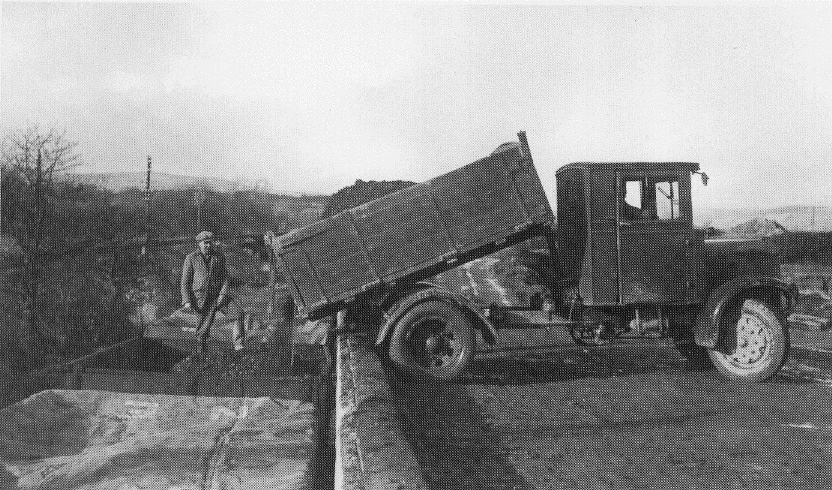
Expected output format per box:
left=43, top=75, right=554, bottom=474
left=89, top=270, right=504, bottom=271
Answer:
left=335, top=333, right=428, bottom=490
left=71, top=367, right=315, bottom=401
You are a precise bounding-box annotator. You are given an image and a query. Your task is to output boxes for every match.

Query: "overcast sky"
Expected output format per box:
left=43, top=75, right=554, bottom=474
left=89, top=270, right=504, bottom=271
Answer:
left=2, top=2, right=832, bottom=208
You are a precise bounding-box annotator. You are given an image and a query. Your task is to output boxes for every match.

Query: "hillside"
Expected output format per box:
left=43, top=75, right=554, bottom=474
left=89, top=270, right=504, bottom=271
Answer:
left=58, top=172, right=832, bottom=233
left=65, top=171, right=269, bottom=193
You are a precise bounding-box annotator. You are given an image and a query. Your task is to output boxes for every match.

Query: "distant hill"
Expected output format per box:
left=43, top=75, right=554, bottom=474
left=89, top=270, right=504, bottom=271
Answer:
left=64, top=171, right=268, bottom=193
left=697, top=205, right=832, bottom=232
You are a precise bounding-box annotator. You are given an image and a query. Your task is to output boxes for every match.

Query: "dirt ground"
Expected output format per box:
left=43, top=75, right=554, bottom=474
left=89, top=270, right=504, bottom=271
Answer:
left=389, top=326, right=832, bottom=490
left=386, top=258, right=832, bottom=490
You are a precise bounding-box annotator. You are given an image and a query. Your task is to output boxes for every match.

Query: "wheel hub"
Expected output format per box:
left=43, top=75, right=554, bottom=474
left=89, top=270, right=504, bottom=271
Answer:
left=412, top=318, right=461, bottom=369
left=728, top=313, right=770, bottom=367
left=425, top=335, right=443, bottom=355
left=425, top=332, right=458, bottom=357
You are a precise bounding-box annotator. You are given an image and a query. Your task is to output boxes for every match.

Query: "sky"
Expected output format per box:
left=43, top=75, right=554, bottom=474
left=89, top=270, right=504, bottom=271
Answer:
left=2, top=1, right=832, bottom=209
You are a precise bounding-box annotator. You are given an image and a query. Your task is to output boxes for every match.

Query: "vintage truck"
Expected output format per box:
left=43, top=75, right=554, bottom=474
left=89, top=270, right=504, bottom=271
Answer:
left=274, top=132, right=795, bottom=382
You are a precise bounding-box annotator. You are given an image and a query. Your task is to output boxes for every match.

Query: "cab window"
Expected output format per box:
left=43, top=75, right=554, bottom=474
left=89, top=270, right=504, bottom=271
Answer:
left=654, top=180, right=680, bottom=220
left=622, top=179, right=645, bottom=220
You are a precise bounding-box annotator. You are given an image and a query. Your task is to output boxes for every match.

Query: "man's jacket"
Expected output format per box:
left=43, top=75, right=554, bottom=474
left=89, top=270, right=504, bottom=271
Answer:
left=181, top=250, right=230, bottom=309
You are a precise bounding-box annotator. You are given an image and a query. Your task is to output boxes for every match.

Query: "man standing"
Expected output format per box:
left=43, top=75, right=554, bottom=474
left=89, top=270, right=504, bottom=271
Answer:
left=181, top=231, right=245, bottom=353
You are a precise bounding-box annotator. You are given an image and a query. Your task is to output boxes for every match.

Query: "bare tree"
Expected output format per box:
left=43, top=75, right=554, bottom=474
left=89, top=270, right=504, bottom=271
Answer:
left=1, top=126, right=80, bottom=366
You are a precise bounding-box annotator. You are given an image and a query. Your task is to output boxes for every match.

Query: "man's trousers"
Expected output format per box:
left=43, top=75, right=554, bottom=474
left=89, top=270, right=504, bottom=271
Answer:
left=194, top=296, right=246, bottom=350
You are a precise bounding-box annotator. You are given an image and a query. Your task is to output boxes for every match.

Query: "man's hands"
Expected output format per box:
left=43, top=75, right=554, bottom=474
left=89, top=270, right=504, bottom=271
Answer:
left=182, top=302, right=193, bottom=311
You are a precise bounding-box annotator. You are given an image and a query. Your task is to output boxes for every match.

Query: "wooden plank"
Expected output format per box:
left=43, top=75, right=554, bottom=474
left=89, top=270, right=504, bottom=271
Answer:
left=354, top=184, right=452, bottom=278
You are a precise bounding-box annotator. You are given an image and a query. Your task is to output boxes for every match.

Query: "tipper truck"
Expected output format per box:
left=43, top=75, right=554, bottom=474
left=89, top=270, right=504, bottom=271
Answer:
left=275, top=132, right=795, bottom=382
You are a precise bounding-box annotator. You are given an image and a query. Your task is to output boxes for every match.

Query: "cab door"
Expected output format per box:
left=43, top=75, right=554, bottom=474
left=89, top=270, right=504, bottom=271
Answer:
left=616, top=171, right=696, bottom=304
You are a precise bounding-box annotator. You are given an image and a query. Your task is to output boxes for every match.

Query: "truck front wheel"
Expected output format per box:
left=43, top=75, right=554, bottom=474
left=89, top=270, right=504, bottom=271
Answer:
left=708, top=299, right=789, bottom=382
left=388, top=300, right=475, bottom=380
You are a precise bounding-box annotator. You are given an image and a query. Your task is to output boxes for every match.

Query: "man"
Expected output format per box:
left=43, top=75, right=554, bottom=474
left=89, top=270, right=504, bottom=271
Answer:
left=181, top=231, right=245, bottom=353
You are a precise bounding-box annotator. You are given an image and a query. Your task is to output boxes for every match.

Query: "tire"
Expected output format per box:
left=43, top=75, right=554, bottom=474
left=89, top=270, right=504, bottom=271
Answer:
left=708, top=299, right=789, bottom=382
left=388, top=300, right=475, bottom=381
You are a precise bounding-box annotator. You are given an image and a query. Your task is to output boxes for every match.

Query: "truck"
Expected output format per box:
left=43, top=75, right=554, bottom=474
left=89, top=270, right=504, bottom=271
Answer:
left=274, top=132, right=795, bottom=382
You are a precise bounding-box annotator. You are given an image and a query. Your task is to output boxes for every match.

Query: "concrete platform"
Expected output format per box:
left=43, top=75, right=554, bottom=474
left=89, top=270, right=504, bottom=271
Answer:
left=0, top=390, right=314, bottom=489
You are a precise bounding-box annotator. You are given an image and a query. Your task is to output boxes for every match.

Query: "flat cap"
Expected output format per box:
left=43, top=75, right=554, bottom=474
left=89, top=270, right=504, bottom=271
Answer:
left=195, top=231, right=214, bottom=242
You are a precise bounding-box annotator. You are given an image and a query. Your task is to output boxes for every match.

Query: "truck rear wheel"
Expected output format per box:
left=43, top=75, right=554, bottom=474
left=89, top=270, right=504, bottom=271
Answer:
left=388, top=300, right=475, bottom=380
left=708, top=299, right=789, bottom=382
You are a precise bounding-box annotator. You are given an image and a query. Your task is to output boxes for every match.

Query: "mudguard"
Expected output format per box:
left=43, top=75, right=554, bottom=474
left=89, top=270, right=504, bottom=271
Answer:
left=694, top=274, right=797, bottom=349
left=375, top=284, right=499, bottom=346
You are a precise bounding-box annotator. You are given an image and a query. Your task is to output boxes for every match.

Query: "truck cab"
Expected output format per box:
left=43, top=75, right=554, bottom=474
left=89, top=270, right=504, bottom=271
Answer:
left=551, top=161, right=793, bottom=382
left=555, top=162, right=705, bottom=307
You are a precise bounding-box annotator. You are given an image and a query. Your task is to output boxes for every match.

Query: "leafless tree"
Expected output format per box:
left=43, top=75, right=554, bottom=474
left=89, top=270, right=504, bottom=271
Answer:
left=1, top=126, right=80, bottom=366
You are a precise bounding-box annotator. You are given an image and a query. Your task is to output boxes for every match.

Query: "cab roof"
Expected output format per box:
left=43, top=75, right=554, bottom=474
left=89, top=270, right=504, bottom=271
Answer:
left=556, top=161, right=700, bottom=175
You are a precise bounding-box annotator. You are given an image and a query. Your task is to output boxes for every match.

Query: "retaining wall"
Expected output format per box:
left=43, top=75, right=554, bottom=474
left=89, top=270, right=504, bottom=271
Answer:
left=335, top=333, right=428, bottom=490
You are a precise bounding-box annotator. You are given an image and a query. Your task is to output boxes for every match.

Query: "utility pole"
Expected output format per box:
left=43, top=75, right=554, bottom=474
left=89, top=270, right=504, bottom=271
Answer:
left=141, top=156, right=152, bottom=256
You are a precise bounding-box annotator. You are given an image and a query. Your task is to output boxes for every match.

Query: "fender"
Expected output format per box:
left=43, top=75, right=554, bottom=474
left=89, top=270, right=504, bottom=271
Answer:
left=375, top=285, right=499, bottom=346
left=378, top=280, right=443, bottom=312
left=694, top=274, right=797, bottom=349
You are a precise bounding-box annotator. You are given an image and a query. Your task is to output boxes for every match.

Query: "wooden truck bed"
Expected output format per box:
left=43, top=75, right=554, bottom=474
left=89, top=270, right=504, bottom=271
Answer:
left=275, top=133, right=554, bottom=319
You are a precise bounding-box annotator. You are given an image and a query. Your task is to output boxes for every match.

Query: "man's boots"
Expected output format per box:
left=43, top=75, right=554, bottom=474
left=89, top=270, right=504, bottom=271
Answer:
left=233, top=313, right=246, bottom=351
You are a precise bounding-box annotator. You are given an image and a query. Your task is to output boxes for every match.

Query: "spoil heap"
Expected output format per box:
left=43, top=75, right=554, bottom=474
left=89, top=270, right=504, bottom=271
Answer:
left=727, top=218, right=787, bottom=237
left=321, top=179, right=415, bottom=219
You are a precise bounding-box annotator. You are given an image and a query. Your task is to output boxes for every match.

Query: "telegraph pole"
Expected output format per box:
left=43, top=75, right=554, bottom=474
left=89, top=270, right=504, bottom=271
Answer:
left=141, top=156, right=152, bottom=256
left=137, top=155, right=152, bottom=332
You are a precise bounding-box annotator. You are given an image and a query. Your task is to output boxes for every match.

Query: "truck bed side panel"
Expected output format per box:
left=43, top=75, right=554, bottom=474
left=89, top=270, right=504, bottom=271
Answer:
left=353, top=183, right=453, bottom=278
left=277, top=144, right=553, bottom=317
left=278, top=248, right=327, bottom=309
left=431, top=153, right=528, bottom=248
left=296, top=213, right=379, bottom=300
